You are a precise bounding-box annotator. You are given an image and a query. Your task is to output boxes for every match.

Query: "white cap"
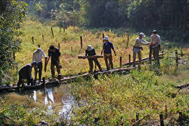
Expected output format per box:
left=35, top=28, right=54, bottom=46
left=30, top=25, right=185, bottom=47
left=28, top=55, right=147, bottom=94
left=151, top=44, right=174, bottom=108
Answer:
left=139, top=32, right=145, bottom=38
left=103, top=36, right=109, bottom=41
left=87, top=45, right=93, bottom=51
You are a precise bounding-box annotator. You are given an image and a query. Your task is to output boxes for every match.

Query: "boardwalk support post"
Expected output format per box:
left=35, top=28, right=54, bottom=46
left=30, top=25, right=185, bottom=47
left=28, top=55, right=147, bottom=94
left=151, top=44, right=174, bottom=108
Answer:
left=80, top=36, right=83, bottom=49
left=51, top=27, right=54, bottom=38
left=58, top=43, right=60, bottom=50
left=32, top=36, right=34, bottom=44
left=160, top=113, right=164, bottom=126
left=120, top=57, right=122, bottom=68
left=42, top=77, right=45, bottom=88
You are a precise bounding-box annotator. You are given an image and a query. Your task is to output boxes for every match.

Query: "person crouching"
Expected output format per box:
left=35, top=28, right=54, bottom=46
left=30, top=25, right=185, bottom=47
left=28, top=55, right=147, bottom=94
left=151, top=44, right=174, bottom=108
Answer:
left=17, top=62, right=37, bottom=88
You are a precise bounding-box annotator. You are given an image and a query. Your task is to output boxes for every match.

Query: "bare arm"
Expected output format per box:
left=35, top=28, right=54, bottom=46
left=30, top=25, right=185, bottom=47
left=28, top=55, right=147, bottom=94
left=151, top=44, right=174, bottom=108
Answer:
left=141, top=39, right=149, bottom=45
left=101, top=49, right=104, bottom=55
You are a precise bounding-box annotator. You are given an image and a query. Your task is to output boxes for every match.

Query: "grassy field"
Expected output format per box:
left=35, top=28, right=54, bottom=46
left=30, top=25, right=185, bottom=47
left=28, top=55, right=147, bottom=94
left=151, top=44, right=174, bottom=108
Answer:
left=12, top=20, right=151, bottom=82
left=0, top=20, right=188, bottom=125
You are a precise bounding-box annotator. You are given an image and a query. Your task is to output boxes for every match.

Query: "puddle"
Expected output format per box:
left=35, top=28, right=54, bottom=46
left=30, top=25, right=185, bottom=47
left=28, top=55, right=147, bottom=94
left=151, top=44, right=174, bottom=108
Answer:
left=1, top=84, right=75, bottom=118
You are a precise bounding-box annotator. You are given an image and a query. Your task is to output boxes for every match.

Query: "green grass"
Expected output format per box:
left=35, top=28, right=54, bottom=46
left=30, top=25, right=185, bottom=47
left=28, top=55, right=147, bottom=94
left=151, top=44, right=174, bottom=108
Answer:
left=11, top=20, right=145, bottom=83
left=1, top=19, right=189, bottom=125
left=70, top=69, right=189, bottom=125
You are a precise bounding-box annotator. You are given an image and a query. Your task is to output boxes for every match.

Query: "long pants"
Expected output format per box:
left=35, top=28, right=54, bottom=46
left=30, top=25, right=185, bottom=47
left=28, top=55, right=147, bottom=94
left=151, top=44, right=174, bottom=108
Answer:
left=133, top=50, right=141, bottom=69
left=149, top=45, right=160, bottom=65
left=149, top=45, right=153, bottom=64
left=17, top=75, right=33, bottom=88
left=34, top=62, right=42, bottom=82
left=104, top=54, right=113, bottom=70
left=88, top=59, right=102, bottom=72
left=153, top=46, right=160, bottom=66
left=51, top=62, right=60, bottom=78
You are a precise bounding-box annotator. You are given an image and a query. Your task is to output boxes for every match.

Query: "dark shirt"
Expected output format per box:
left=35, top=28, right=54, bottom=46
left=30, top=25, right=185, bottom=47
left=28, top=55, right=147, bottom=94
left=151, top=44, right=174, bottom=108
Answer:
left=48, top=48, right=61, bottom=65
left=19, top=64, right=32, bottom=79
left=103, top=41, right=114, bottom=54
left=85, top=49, right=96, bottom=56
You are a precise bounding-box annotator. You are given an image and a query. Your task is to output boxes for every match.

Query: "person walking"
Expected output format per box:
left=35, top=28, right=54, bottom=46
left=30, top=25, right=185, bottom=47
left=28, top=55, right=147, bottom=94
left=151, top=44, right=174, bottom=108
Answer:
left=85, top=45, right=102, bottom=73
left=133, top=33, right=149, bottom=69
left=17, top=62, right=37, bottom=88
left=46, top=45, right=61, bottom=78
left=149, top=30, right=161, bottom=66
left=33, top=46, right=46, bottom=83
left=101, top=36, right=116, bottom=70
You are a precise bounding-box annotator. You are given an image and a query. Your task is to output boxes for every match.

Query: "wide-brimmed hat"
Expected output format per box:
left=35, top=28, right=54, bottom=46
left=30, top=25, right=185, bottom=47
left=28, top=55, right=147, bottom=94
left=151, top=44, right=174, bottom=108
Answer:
left=87, top=45, right=93, bottom=51
left=139, top=32, right=145, bottom=38
left=103, top=36, right=109, bottom=41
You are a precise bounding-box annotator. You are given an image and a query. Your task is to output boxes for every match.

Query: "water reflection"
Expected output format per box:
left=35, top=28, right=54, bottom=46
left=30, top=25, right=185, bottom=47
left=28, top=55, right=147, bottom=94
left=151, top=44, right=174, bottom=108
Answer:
left=4, top=84, right=75, bottom=118
left=33, top=90, right=37, bottom=102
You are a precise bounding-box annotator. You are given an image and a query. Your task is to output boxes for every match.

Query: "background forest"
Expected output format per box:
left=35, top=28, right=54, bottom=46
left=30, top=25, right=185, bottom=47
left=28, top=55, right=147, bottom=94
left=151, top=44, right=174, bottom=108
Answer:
left=26, top=0, right=189, bottom=42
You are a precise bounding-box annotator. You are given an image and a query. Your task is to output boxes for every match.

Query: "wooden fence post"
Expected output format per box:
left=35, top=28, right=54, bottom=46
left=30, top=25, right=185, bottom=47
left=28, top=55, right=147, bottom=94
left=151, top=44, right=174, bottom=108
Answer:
left=126, top=30, right=129, bottom=48
left=160, top=113, right=164, bottom=126
left=136, top=112, right=139, bottom=126
left=102, top=33, right=105, bottom=39
left=13, top=52, right=15, bottom=60
left=58, top=43, right=60, bottom=50
left=136, top=112, right=139, bottom=120
left=32, top=36, right=34, bottom=44
left=80, top=36, right=83, bottom=49
left=51, top=27, right=54, bottom=38
left=42, top=35, right=44, bottom=41
left=165, top=105, right=168, bottom=119
left=175, top=50, right=178, bottom=67
left=129, top=54, right=131, bottom=63
left=120, top=57, right=122, bottom=68
left=180, top=47, right=184, bottom=57
left=179, top=111, right=183, bottom=125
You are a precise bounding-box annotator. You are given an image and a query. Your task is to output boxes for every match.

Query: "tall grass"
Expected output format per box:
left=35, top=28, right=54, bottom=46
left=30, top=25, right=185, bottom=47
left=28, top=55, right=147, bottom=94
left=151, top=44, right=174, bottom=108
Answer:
left=11, top=20, right=150, bottom=83
left=70, top=69, right=189, bottom=125
left=1, top=20, right=189, bottom=125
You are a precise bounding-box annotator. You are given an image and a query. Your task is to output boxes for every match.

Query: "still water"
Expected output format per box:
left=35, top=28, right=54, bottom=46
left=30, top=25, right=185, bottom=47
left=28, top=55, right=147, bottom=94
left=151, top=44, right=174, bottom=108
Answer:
left=3, top=84, right=75, bottom=118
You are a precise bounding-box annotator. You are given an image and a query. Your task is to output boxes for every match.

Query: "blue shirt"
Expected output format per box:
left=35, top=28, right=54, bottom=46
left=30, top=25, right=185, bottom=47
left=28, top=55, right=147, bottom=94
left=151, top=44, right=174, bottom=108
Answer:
left=103, top=42, right=114, bottom=54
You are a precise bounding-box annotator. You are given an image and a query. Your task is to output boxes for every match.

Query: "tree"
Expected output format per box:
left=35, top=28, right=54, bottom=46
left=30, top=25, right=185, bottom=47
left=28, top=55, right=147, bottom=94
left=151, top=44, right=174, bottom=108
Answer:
left=0, top=0, right=27, bottom=84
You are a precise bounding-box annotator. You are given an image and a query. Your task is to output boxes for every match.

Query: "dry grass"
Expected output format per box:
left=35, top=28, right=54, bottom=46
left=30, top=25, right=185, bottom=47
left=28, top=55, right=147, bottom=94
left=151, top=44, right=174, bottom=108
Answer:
left=14, top=20, right=151, bottom=82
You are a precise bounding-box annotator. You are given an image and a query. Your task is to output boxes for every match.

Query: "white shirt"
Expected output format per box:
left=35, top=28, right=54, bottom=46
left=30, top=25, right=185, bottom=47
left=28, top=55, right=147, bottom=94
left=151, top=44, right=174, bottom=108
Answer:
left=150, top=34, right=161, bottom=45
left=33, top=48, right=46, bottom=63
left=134, top=37, right=149, bottom=47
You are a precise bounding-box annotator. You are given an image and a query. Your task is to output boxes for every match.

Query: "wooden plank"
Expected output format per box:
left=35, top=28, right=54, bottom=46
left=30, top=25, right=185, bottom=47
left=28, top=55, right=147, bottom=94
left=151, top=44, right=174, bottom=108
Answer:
left=0, top=80, right=60, bottom=92
left=78, top=55, right=103, bottom=59
left=60, top=67, right=135, bottom=83
left=123, top=53, right=165, bottom=66
left=175, top=83, right=189, bottom=89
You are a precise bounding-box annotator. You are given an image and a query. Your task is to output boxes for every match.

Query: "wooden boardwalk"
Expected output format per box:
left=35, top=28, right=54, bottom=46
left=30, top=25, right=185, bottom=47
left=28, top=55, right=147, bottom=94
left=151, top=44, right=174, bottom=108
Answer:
left=0, top=52, right=171, bottom=93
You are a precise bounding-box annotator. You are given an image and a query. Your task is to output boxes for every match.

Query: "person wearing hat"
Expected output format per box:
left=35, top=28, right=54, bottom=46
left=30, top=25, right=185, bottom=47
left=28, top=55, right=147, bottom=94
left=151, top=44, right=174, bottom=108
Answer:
left=33, top=45, right=47, bottom=83
left=133, top=32, right=150, bottom=69
left=149, top=30, right=161, bottom=66
left=85, top=45, right=102, bottom=72
left=47, top=45, right=61, bottom=78
left=17, top=62, right=37, bottom=88
left=101, top=36, right=116, bottom=70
